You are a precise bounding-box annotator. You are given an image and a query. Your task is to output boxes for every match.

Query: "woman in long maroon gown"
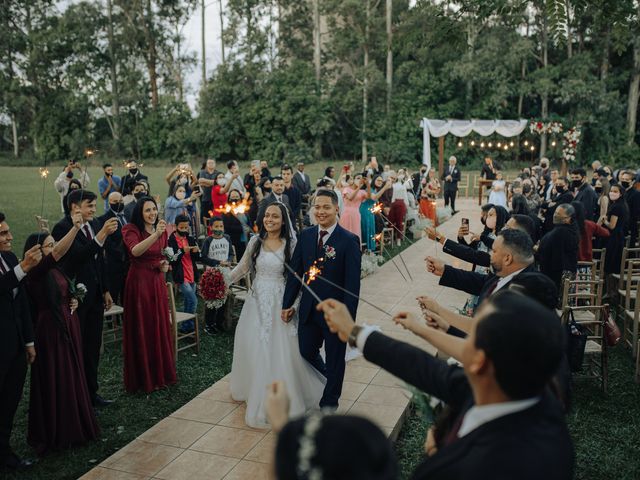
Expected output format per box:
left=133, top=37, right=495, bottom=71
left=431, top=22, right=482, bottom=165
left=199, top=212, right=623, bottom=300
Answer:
left=122, top=196, right=176, bottom=393
left=23, top=221, right=100, bottom=455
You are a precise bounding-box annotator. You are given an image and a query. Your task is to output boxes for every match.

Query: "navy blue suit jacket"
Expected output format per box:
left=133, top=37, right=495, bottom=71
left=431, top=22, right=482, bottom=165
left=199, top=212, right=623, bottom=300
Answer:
left=283, top=224, right=361, bottom=323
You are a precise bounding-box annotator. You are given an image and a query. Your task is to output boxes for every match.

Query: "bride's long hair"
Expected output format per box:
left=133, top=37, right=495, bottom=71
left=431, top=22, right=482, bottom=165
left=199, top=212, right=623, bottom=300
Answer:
left=250, top=202, right=294, bottom=279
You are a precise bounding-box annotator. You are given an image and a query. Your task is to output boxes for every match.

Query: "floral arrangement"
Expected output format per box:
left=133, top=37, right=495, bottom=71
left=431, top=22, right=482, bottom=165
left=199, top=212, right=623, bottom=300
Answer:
left=69, top=280, right=87, bottom=303
left=162, top=246, right=180, bottom=262
left=361, top=252, right=383, bottom=278
left=198, top=268, right=229, bottom=309
left=529, top=121, right=563, bottom=135
left=323, top=245, right=336, bottom=260
left=562, top=124, right=581, bottom=163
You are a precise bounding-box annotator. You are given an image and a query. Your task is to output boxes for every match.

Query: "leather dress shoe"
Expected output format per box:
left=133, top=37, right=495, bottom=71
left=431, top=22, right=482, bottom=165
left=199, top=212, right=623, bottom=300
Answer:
left=93, top=394, right=114, bottom=407
left=3, top=452, right=36, bottom=469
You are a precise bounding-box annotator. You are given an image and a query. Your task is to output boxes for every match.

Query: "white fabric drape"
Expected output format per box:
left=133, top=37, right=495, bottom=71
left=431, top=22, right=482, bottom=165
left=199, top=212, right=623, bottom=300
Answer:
left=420, top=118, right=528, bottom=168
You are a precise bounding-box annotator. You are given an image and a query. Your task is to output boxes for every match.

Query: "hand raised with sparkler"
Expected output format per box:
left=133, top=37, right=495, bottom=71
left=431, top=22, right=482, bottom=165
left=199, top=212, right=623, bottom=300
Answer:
left=425, top=256, right=445, bottom=276
left=393, top=311, right=427, bottom=334
left=155, top=219, right=167, bottom=236
left=70, top=211, right=83, bottom=230
left=316, top=299, right=355, bottom=343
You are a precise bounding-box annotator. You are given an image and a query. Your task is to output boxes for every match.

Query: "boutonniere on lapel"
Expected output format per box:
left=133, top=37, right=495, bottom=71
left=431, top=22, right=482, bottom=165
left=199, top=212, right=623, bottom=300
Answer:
left=323, top=245, right=336, bottom=260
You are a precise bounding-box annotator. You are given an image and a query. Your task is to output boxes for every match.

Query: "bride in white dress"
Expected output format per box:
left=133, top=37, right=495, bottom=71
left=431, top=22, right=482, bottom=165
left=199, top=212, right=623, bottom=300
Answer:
left=228, top=202, right=326, bottom=428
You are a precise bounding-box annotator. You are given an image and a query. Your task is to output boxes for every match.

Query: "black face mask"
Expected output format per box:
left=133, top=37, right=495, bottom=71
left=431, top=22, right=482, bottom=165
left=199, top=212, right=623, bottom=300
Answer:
left=66, top=171, right=74, bottom=179
left=523, top=185, right=532, bottom=194
left=262, top=187, right=272, bottom=194
left=176, top=230, right=188, bottom=237
left=595, top=187, right=603, bottom=194
left=129, top=169, right=138, bottom=175
left=229, top=198, right=241, bottom=203
left=134, top=192, right=145, bottom=200
left=621, top=181, right=630, bottom=189
left=556, top=186, right=565, bottom=194
left=571, top=180, right=582, bottom=189
left=110, top=202, right=125, bottom=213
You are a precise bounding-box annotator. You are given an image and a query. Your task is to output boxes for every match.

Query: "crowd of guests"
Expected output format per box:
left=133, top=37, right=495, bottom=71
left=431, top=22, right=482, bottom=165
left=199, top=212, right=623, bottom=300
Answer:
left=1, top=153, right=638, bottom=477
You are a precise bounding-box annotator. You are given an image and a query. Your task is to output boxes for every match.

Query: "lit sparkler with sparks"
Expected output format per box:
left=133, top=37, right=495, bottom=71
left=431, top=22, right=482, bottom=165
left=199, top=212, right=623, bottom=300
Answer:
left=215, top=197, right=252, bottom=215
left=39, top=167, right=50, bottom=178
left=305, top=263, right=322, bottom=285
left=370, top=203, right=383, bottom=214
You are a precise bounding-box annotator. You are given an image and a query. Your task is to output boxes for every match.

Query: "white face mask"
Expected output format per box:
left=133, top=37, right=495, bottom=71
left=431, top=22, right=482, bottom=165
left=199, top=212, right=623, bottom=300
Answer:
left=609, top=192, right=620, bottom=201
left=175, top=191, right=186, bottom=200
left=217, top=179, right=226, bottom=186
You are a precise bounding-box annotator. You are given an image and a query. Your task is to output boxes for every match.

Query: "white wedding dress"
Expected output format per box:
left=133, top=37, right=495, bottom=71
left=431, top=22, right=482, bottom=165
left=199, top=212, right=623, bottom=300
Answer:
left=228, top=236, right=326, bottom=428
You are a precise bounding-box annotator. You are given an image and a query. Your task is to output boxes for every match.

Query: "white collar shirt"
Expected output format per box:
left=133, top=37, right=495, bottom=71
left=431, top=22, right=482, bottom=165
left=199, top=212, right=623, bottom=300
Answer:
left=458, top=397, right=540, bottom=437
left=494, top=267, right=526, bottom=293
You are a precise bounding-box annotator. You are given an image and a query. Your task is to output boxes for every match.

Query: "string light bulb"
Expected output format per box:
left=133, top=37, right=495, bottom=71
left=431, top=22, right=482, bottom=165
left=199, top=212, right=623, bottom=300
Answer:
left=457, top=141, right=463, bottom=148
left=503, top=145, right=508, bottom=151
left=530, top=145, right=535, bottom=151
left=524, top=140, right=529, bottom=146
left=488, top=142, right=493, bottom=148
left=470, top=140, right=475, bottom=146
left=509, top=141, right=515, bottom=147
left=480, top=142, right=485, bottom=148
left=551, top=140, right=557, bottom=147
left=497, top=142, right=502, bottom=148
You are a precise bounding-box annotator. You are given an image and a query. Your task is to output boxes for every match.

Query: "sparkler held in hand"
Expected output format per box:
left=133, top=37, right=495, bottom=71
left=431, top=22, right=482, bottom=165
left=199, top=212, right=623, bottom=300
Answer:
left=369, top=202, right=414, bottom=281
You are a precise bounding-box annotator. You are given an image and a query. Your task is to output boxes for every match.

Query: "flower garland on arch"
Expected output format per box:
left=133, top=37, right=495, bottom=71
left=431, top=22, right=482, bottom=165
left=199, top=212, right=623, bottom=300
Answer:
left=529, top=121, right=563, bottom=135
left=562, top=124, right=581, bottom=164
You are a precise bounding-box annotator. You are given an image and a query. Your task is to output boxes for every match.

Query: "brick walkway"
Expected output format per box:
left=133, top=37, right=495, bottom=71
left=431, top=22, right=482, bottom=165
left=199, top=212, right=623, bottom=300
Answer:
left=81, top=198, right=480, bottom=480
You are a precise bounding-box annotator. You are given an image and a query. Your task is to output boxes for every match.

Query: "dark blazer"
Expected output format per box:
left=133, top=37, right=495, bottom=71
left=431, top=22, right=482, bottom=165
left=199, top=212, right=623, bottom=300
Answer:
left=441, top=165, right=461, bottom=190
left=442, top=239, right=490, bottom=268
left=121, top=172, right=149, bottom=196
left=168, top=233, right=201, bottom=284
left=51, top=216, right=108, bottom=302
left=257, top=192, right=292, bottom=229
left=481, top=162, right=497, bottom=180
left=292, top=171, right=311, bottom=195
left=362, top=331, right=574, bottom=480
left=542, top=191, right=574, bottom=233
left=283, top=224, right=361, bottom=322
left=0, top=252, right=34, bottom=361
left=97, top=210, right=129, bottom=283
left=284, top=185, right=302, bottom=219
left=439, top=263, right=536, bottom=308
left=537, top=224, right=578, bottom=290
left=574, top=183, right=599, bottom=221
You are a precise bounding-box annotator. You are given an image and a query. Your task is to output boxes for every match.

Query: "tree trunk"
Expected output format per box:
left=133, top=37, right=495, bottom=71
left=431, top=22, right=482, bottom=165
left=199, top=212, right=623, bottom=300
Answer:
left=601, top=27, right=610, bottom=81
left=219, top=0, right=225, bottom=64
left=385, top=0, right=392, bottom=114
left=540, top=11, right=548, bottom=158
left=565, top=0, right=572, bottom=58
left=312, top=0, right=322, bottom=160
left=362, top=0, right=370, bottom=163
left=465, top=21, right=476, bottom=116
left=144, top=0, right=159, bottom=109
left=11, top=114, right=18, bottom=158
left=201, top=0, right=206, bottom=85
left=627, top=34, right=640, bottom=145
left=107, top=0, right=120, bottom=141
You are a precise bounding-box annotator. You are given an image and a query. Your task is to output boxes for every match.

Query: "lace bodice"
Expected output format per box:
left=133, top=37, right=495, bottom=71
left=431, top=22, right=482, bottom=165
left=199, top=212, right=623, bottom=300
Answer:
left=229, top=236, right=298, bottom=343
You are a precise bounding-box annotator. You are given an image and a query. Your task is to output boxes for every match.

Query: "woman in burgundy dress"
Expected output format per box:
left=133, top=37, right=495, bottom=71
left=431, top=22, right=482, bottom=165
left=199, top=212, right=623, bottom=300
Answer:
left=23, top=211, right=100, bottom=455
left=122, top=196, right=176, bottom=393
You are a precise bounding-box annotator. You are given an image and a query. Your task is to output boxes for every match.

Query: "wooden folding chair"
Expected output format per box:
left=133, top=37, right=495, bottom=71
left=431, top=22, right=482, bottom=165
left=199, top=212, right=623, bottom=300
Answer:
left=167, top=282, right=200, bottom=358
left=103, top=304, right=124, bottom=345
left=561, top=304, right=610, bottom=393
left=612, top=247, right=640, bottom=292
left=558, top=278, right=604, bottom=321
left=592, top=247, right=606, bottom=280
left=622, top=260, right=640, bottom=358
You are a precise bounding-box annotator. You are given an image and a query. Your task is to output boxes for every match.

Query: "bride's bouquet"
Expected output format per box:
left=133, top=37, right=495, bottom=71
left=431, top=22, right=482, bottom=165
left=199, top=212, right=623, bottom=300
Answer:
left=198, top=268, right=229, bottom=309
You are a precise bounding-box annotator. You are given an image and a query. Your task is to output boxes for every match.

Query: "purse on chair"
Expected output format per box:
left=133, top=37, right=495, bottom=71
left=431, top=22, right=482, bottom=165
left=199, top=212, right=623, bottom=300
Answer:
left=566, top=309, right=588, bottom=372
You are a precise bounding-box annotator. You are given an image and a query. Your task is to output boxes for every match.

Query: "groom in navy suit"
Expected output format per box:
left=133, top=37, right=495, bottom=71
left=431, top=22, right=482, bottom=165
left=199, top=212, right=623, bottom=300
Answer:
left=282, top=190, right=361, bottom=409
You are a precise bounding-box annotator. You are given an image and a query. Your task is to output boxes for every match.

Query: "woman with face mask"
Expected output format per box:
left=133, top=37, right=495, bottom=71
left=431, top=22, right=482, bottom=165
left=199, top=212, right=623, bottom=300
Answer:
left=211, top=172, right=234, bottom=214
left=601, top=185, right=630, bottom=285
left=164, top=184, right=201, bottom=235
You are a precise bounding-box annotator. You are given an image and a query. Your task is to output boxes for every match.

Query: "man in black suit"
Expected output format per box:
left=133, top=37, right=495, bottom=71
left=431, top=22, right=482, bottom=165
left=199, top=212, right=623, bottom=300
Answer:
left=292, top=162, right=311, bottom=196
left=542, top=176, right=574, bottom=233
left=480, top=156, right=497, bottom=181
left=318, top=290, right=574, bottom=480
left=121, top=160, right=149, bottom=196
left=256, top=176, right=293, bottom=229
left=426, top=229, right=536, bottom=313
left=571, top=167, right=598, bottom=221
left=52, top=190, right=118, bottom=407
left=412, top=165, right=429, bottom=198
left=98, top=192, right=129, bottom=305
left=621, top=170, right=640, bottom=247
left=442, top=156, right=461, bottom=214
left=0, top=212, right=41, bottom=469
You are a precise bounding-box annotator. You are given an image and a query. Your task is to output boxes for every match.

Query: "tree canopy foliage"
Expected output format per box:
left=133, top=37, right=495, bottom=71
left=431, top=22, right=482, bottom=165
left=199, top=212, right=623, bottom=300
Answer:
left=1, top=0, right=640, bottom=167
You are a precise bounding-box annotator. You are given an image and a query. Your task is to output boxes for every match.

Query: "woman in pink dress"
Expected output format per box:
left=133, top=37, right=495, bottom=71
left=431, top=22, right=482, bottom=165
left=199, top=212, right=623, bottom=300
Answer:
left=121, top=196, right=176, bottom=393
left=339, top=174, right=368, bottom=244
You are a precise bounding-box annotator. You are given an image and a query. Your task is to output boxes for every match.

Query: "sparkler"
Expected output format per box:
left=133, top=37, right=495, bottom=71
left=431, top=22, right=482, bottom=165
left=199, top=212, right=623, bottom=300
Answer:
left=369, top=203, right=414, bottom=281
left=39, top=167, right=50, bottom=178
left=371, top=233, right=408, bottom=282
left=38, top=161, right=49, bottom=219
left=215, top=197, right=252, bottom=215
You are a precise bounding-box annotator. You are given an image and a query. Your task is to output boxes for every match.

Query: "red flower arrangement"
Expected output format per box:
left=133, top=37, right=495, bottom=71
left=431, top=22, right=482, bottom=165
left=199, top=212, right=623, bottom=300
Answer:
left=198, top=268, right=229, bottom=309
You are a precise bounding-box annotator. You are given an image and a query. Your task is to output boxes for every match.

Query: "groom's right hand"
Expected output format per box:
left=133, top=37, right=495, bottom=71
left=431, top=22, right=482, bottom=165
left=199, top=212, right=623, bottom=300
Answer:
left=281, top=308, right=294, bottom=323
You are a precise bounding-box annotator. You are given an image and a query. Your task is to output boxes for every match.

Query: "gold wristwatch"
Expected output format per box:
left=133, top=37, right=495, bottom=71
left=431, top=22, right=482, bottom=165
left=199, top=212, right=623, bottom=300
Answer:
left=348, top=325, right=363, bottom=348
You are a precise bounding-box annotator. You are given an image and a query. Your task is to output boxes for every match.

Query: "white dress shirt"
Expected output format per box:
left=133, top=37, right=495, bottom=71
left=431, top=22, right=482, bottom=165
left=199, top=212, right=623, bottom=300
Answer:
left=457, top=397, right=539, bottom=437
left=494, top=267, right=526, bottom=293
left=391, top=183, right=410, bottom=204
left=317, top=221, right=338, bottom=245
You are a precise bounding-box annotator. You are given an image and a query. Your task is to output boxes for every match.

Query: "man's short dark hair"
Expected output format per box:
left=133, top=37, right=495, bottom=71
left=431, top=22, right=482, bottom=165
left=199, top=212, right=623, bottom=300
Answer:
left=211, top=216, right=224, bottom=224
left=570, top=168, right=586, bottom=177
left=175, top=214, right=190, bottom=225
left=557, top=176, right=569, bottom=184
left=227, top=160, right=236, bottom=170
left=0, top=212, right=5, bottom=224
left=497, top=228, right=534, bottom=263
left=315, top=189, right=339, bottom=206
left=103, top=163, right=112, bottom=169
left=67, top=189, right=97, bottom=208
left=509, top=214, right=536, bottom=241
left=281, top=164, right=293, bottom=173
left=272, top=175, right=284, bottom=183
left=508, top=272, right=558, bottom=310
left=475, top=290, right=564, bottom=399
left=134, top=181, right=148, bottom=191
